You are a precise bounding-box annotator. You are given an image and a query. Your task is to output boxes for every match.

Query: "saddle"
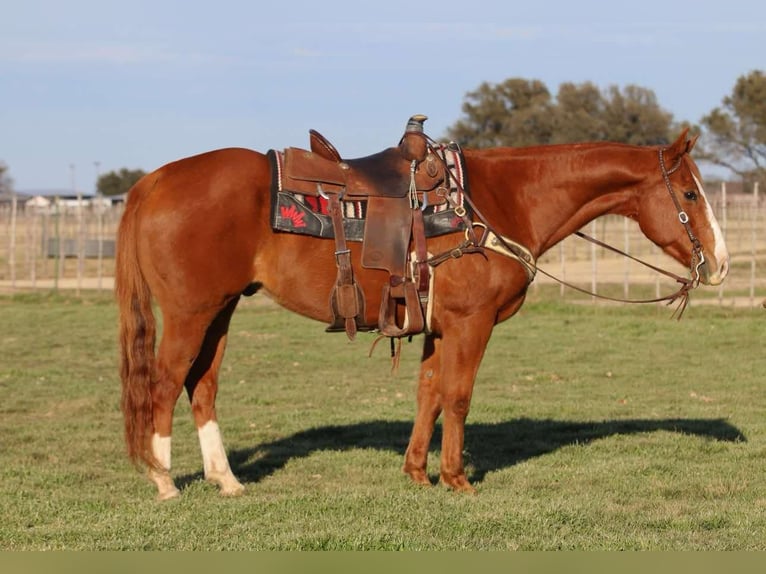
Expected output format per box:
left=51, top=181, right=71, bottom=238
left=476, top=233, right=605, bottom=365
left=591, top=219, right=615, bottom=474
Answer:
left=276, top=115, right=453, bottom=340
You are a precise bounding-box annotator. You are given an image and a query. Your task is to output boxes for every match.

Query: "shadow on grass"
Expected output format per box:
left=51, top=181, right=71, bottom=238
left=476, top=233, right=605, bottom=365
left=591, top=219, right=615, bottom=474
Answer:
left=176, top=417, right=745, bottom=490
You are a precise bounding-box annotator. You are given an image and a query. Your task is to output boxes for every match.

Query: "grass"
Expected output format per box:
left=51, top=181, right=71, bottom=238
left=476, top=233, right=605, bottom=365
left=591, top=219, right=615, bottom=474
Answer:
left=0, top=290, right=764, bottom=550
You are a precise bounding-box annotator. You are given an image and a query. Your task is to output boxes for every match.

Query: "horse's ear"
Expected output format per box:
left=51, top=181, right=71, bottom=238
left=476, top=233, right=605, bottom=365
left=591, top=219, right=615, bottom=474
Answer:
left=665, top=128, right=690, bottom=161
left=686, top=132, right=700, bottom=153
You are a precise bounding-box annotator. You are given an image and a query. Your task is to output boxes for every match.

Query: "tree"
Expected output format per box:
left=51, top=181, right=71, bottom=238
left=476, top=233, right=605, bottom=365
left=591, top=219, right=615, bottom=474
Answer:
left=0, top=161, right=12, bottom=196
left=445, top=78, right=675, bottom=147
left=553, top=81, right=608, bottom=143
left=698, top=70, right=766, bottom=184
left=97, top=168, right=146, bottom=197
left=446, top=78, right=556, bottom=147
left=599, top=85, right=673, bottom=145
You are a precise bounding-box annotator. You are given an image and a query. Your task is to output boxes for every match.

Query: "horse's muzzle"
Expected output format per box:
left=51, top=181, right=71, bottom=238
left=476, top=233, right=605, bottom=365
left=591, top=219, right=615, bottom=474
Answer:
left=700, top=256, right=729, bottom=286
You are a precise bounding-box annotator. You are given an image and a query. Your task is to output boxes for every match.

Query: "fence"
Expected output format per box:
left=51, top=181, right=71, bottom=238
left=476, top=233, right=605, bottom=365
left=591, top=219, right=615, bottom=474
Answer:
left=1, top=183, right=764, bottom=307
left=0, top=199, right=122, bottom=294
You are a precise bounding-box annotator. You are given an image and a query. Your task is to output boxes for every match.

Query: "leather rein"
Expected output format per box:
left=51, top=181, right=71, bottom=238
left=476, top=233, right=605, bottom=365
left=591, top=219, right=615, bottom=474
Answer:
left=422, top=137, right=706, bottom=319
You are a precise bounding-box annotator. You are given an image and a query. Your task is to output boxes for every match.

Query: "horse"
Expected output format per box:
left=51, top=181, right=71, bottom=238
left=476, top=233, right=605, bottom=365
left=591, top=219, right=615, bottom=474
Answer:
left=116, top=124, right=729, bottom=500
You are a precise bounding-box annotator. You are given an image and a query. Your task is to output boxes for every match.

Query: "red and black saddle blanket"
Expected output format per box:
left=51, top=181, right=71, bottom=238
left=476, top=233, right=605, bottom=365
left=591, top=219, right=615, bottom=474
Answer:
left=268, top=145, right=470, bottom=241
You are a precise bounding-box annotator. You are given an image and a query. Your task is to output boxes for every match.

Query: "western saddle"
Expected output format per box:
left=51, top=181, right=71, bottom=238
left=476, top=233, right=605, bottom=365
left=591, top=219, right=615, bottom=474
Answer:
left=277, top=115, right=463, bottom=340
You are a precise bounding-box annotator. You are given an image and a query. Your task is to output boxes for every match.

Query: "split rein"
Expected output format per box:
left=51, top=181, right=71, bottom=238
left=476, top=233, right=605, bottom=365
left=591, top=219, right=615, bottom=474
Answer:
left=535, top=231, right=697, bottom=319
left=422, top=137, right=704, bottom=320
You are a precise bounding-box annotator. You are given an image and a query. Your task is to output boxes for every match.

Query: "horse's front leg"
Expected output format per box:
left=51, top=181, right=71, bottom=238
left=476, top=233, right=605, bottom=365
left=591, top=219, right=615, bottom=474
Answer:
left=403, top=334, right=443, bottom=485
left=437, top=314, right=494, bottom=493
left=403, top=315, right=493, bottom=492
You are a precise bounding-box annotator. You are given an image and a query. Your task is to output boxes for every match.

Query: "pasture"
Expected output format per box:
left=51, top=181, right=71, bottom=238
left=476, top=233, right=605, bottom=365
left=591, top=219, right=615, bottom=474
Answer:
left=0, top=291, right=764, bottom=550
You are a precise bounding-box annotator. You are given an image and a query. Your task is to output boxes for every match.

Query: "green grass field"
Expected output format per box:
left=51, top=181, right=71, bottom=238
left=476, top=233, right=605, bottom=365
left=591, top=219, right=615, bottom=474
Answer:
left=1, top=291, right=764, bottom=550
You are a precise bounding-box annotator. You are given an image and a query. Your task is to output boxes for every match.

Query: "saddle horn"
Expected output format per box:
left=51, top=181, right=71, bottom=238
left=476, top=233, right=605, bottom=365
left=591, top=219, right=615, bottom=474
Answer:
left=406, top=114, right=428, bottom=133
left=400, top=114, right=429, bottom=161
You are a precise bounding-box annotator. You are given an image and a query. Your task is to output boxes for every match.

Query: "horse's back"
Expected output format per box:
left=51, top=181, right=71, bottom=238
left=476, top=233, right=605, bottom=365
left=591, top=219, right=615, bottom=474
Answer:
left=137, top=147, right=268, bottom=199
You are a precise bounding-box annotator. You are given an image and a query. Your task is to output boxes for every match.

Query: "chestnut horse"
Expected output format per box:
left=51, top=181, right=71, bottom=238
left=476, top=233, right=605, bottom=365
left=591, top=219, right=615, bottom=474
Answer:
left=116, top=128, right=729, bottom=500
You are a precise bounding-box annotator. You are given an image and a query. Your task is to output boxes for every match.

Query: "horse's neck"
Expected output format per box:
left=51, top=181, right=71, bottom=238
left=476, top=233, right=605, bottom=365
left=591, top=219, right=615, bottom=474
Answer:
left=465, top=145, right=646, bottom=256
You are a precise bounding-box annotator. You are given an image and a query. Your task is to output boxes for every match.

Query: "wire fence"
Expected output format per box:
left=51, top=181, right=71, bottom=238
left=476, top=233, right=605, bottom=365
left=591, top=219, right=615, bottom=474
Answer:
left=1, top=183, right=764, bottom=307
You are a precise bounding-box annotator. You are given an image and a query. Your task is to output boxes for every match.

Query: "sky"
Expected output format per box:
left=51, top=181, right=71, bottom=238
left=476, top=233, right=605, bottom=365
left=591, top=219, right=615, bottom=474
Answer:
left=1, top=0, right=764, bottom=194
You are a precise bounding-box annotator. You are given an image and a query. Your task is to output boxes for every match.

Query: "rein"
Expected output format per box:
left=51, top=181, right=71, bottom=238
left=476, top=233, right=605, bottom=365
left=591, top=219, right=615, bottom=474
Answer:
left=420, top=137, right=705, bottom=319
left=536, top=231, right=695, bottom=319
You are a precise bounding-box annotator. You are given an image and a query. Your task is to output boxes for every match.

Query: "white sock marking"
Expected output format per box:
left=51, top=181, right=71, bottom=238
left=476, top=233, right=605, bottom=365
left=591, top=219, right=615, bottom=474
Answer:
left=151, top=433, right=172, bottom=470
left=198, top=420, right=232, bottom=477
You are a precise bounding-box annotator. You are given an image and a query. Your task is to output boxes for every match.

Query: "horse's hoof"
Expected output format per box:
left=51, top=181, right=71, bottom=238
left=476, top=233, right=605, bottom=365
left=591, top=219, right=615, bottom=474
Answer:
left=150, top=471, right=181, bottom=501
left=206, top=472, right=246, bottom=497
left=403, top=467, right=432, bottom=487
left=156, top=486, right=181, bottom=501
left=439, top=474, right=477, bottom=494
left=219, top=483, right=246, bottom=497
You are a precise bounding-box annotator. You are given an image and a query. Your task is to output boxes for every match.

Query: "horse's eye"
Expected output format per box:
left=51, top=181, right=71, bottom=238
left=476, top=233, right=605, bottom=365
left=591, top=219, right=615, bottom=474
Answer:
left=684, top=190, right=698, bottom=201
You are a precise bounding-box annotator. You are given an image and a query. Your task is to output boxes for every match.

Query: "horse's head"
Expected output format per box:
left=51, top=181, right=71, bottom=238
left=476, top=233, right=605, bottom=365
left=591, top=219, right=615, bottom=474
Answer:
left=635, top=130, right=729, bottom=286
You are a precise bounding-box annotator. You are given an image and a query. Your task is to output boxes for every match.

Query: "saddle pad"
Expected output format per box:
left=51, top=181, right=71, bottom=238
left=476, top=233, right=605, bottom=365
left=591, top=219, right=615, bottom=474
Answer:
left=268, top=145, right=470, bottom=241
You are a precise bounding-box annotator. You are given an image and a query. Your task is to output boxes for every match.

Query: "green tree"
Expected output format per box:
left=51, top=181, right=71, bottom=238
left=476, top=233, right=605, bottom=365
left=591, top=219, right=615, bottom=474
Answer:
left=97, top=168, right=146, bottom=196
left=599, top=84, right=673, bottom=145
left=446, top=78, right=556, bottom=147
left=446, top=78, right=674, bottom=147
left=0, top=161, right=12, bottom=196
left=698, top=70, right=766, bottom=183
left=553, top=81, right=608, bottom=142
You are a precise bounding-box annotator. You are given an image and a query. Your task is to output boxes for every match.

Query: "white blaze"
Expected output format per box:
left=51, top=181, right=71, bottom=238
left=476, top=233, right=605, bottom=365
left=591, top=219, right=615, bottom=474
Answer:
left=693, top=174, right=729, bottom=278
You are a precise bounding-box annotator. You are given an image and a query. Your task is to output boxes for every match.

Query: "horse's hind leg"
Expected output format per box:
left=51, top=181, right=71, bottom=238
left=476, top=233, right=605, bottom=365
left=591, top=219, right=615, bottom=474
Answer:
left=149, top=315, right=212, bottom=500
left=184, top=297, right=244, bottom=496
left=149, top=299, right=239, bottom=500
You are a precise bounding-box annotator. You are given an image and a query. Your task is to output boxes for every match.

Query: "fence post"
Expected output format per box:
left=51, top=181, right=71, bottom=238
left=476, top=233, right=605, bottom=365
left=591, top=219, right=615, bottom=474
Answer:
left=559, top=242, right=566, bottom=298
left=718, top=181, right=727, bottom=305
left=750, top=181, right=759, bottom=306
left=54, top=196, right=62, bottom=292
left=76, top=192, right=84, bottom=296
left=30, top=211, right=38, bottom=288
left=97, top=195, right=104, bottom=291
left=9, top=190, right=17, bottom=291
left=590, top=220, right=597, bottom=303
left=623, top=217, right=630, bottom=298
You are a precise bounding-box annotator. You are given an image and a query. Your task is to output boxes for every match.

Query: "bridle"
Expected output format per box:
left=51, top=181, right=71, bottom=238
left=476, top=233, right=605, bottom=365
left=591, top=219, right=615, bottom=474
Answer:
left=658, top=147, right=706, bottom=289
left=423, top=138, right=707, bottom=319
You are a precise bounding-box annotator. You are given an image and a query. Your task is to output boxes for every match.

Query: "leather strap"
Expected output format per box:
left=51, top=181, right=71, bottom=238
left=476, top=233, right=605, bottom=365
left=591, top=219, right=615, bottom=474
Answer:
left=411, top=207, right=430, bottom=294
left=327, top=191, right=361, bottom=339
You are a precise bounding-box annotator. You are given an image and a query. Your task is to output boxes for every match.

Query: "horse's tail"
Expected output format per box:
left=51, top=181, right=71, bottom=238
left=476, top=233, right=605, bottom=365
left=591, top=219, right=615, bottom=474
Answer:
left=115, top=177, right=158, bottom=469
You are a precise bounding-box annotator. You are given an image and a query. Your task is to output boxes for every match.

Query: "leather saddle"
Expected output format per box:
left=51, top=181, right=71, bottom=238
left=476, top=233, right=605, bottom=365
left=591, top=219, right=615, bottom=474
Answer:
left=280, top=115, right=447, bottom=340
